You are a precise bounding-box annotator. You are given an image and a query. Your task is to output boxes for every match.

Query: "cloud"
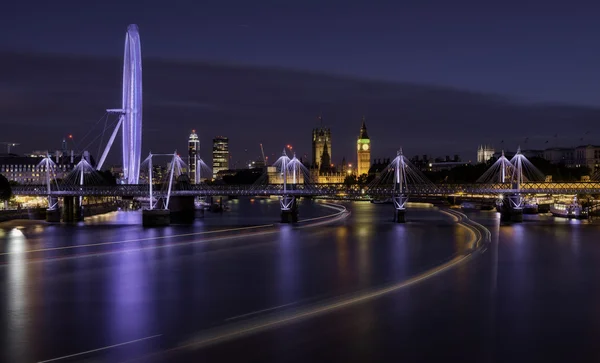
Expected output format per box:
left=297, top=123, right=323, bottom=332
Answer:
left=1, top=51, right=599, bottom=166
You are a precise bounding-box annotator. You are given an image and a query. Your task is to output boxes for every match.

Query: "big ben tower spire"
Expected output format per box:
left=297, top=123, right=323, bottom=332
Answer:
left=357, top=116, right=371, bottom=176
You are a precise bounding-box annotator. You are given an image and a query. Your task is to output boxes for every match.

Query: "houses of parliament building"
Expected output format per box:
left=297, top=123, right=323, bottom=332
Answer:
left=310, top=116, right=371, bottom=183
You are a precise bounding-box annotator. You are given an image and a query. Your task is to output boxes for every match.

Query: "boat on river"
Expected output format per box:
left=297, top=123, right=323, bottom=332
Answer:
left=550, top=197, right=588, bottom=219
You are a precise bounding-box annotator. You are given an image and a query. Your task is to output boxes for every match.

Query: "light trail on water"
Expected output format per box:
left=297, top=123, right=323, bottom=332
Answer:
left=171, top=208, right=491, bottom=351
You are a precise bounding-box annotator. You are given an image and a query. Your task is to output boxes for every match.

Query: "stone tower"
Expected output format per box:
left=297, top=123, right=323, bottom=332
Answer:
left=312, top=116, right=331, bottom=169
left=357, top=116, right=371, bottom=176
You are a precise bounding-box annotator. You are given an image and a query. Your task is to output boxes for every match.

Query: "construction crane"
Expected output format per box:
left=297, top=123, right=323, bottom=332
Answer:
left=0, top=142, right=20, bottom=154
left=260, top=143, right=266, bottom=165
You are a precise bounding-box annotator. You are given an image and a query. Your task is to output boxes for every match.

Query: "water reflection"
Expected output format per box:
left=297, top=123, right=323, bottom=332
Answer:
left=335, top=227, right=349, bottom=282
left=277, top=225, right=298, bottom=303
left=85, top=211, right=141, bottom=226
left=356, top=205, right=375, bottom=287
left=107, top=249, right=153, bottom=360
left=6, top=228, right=32, bottom=362
left=390, top=225, right=408, bottom=280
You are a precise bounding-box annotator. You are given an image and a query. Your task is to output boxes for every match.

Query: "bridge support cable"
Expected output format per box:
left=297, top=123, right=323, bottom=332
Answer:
left=165, top=152, right=177, bottom=210
left=148, top=152, right=153, bottom=210
left=38, top=155, right=59, bottom=210
left=276, top=149, right=298, bottom=222
left=476, top=150, right=514, bottom=184
left=392, top=149, right=409, bottom=222
left=368, top=148, right=435, bottom=222
left=96, top=114, right=124, bottom=171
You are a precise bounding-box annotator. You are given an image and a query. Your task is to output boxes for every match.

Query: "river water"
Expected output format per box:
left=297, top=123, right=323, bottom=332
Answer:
left=1, top=198, right=599, bottom=362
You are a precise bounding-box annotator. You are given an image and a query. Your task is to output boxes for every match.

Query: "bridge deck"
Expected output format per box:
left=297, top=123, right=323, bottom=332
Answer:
left=11, top=182, right=600, bottom=197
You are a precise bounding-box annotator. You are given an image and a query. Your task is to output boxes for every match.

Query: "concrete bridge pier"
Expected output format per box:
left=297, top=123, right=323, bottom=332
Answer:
left=46, top=196, right=60, bottom=223
left=60, top=196, right=85, bottom=223
left=280, top=195, right=298, bottom=223
left=393, top=195, right=408, bottom=223
left=500, top=208, right=524, bottom=222
left=169, top=196, right=195, bottom=224
left=394, top=208, right=406, bottom=223
left=142, top=209, right=170, bottom=226
left=62, top=196, right=75, bottom=223
left=74, top=199, right=84, bottom=222
left=500, top=194, right=524, bottom=222
left=46, top=208, right=61, bottom=223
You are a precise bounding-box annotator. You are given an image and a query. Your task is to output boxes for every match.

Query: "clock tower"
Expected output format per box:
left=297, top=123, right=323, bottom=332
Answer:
left=357, top=116, right=371, bottom=176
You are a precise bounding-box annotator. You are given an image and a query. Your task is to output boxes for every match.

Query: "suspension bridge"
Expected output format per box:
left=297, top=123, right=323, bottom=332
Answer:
left=11, top=145, right=600, bottom=225
left=8, top=24, right=600, bottom=225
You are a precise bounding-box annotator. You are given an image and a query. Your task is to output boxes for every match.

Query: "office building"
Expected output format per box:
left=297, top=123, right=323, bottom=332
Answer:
left=212, top=136, right=229, bottom=179
left=0, top=152, right=91, bottom=184
left=188, top=130, right=200, bottom=184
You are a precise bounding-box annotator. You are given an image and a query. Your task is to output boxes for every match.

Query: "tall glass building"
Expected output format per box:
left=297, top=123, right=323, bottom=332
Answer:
left=188, top=130, right=200, bottom=184
left=212, top=136, right=229, bottom=179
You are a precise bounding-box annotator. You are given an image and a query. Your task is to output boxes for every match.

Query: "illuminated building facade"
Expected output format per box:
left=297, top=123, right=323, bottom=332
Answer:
left=312, top=118, right=332, bottom=169
left=356, top=117, right=371, bottom=176
left=310, top=169, right=346, bottom=184
left=477, top=145, right=495, bottom=164
left=267, top=166, right=306, bottom=184
left=574, top=145, right=600, bottom=171
left=212, top=136, right=229, bottom=179
left=188, top=130, right=200, bottom=184
left=0, top=152, right=90, bottom=184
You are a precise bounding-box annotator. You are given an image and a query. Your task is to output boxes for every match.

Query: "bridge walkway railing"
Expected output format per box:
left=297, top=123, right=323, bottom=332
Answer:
left=10, top=182, right=600, bottom=197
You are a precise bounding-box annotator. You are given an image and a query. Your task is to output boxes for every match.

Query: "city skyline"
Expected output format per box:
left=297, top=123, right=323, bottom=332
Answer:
left=1, top=10, right=600, bottom=170
left=1, top=53, right=598, bottom=166
left=3, top=115, right=600, bottom=172
left=4, top=5, right=600, bottom=363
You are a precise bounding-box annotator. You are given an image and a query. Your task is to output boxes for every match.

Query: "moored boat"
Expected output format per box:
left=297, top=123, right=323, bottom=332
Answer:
left=523, top=203, right=539, bottom=214
left=538, top=203, right=551, bottom=213
left=550, top=197, right=588, bottom=219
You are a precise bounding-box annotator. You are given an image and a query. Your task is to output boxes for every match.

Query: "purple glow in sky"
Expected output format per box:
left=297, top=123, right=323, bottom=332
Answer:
left=1, top=0, right=599, bottom=106
left=1, top=1, right=599, bottom=166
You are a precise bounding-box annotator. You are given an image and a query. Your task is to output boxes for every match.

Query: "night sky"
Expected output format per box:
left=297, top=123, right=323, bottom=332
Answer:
left=1, top=1, right=599, bottom=167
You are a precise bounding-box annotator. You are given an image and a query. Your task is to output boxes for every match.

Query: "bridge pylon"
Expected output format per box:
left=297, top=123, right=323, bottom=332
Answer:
left=366, top=148, right=434, bottom=222
left=279, top=149, right=299, bottom=223
left=392, top=149, right=409, bottom=223
left=503, top=147, right=527, bottom=221
left=477, top=147, right=545, bottom=222
left=140, top=151, right=180, bottom=226
left=38, top=155, right=60, bottom=222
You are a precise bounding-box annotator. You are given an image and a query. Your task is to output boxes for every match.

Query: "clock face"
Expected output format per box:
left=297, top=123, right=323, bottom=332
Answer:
left=362, top=144, right=369, bottom=151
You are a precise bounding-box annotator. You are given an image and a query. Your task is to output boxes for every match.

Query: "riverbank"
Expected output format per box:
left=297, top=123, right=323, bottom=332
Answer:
left=0, top=202, right=119, bottom=224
